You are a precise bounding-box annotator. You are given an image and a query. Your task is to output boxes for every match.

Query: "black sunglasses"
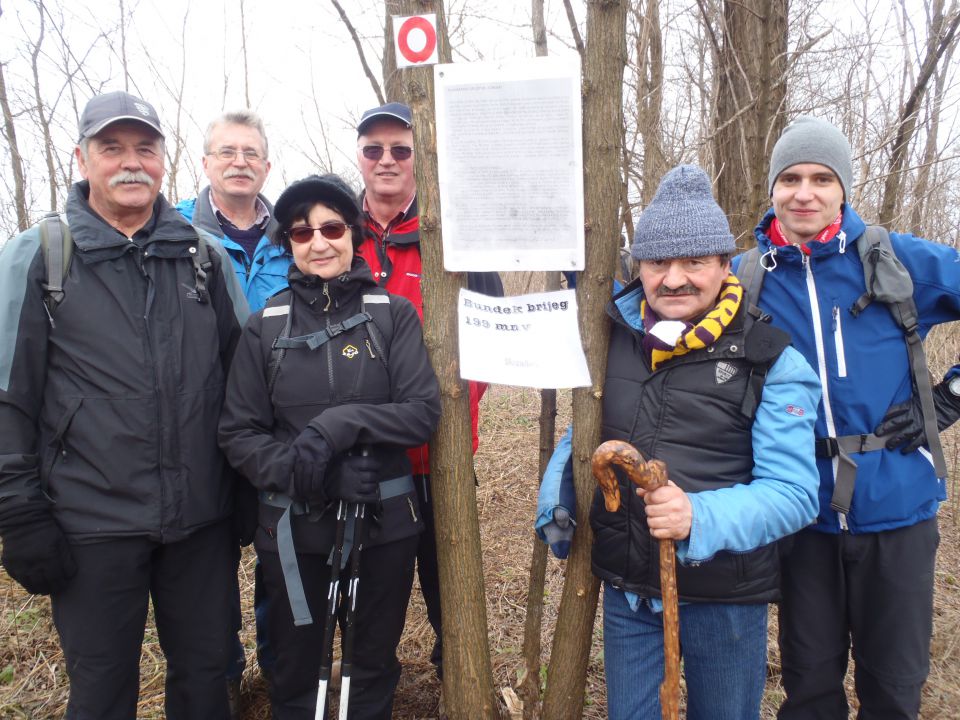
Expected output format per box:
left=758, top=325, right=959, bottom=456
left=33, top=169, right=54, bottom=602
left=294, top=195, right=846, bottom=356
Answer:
left=361, top=145, right=413, bottom=161
left=286, top=222, right=354, bottom=244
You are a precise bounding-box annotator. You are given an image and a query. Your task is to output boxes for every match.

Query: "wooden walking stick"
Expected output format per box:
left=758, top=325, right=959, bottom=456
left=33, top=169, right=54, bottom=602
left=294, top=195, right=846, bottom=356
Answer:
left=592, top=439, right=680, bottom=720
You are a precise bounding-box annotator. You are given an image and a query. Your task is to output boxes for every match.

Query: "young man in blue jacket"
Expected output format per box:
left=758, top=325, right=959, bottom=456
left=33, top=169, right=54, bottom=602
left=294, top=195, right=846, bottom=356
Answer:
left=540, top=165, right=820, bottom=719
left=735, top=116, right=960, bottom=719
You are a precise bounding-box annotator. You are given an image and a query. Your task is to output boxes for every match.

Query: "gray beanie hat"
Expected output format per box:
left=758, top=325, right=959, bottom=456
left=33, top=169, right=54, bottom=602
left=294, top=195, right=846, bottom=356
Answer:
left=768, top=116, right=853, bottom=198
left=631, top=165, right=735, bottom=261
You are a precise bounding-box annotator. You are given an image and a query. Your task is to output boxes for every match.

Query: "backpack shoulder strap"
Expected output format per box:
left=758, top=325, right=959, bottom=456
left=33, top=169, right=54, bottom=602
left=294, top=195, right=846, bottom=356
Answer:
left=263, top=290, right=294, bottom=395
left=737, top=247, right=767, bottom=321
left=739, top=313, right=791, bottom=419
left=189, top=234, right=213, bottom=305
left=39, top=212, right=73, bottom=325
left=361, top=288, right=393, bottom=368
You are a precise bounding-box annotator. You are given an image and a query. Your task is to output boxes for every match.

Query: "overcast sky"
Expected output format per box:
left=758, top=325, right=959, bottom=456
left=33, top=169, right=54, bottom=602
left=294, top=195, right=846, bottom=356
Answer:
left=0, top=0, right=936, bottom=226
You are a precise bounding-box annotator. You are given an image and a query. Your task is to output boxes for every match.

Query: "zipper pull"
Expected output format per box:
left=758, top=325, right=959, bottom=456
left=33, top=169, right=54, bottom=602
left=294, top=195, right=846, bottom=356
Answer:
left=365, top=339, right=376, bottom=358
left=322, top=282, right=332, bottom=312
left=838, top=230, right=847, bottom=254
left=407, top=496, right=419, bottom=523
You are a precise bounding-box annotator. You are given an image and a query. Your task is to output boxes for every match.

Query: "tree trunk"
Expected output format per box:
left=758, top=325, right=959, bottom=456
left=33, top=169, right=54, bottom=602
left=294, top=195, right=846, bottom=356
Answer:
left=519, top=4, right=553, bottom=716
left=28, top=0, right=58, bottom=213
left=394, top=2, right=498, bottom=718
left=709, top=0, right=788, bottom=248
left=637, top=0, right=664, bottom=207
left=0, top=58, right=29, bottom=231
left=879, top=7, right=960, bottom=227
left=541, top=2, right=627, bottom=717
left=383, top=0, right=403, bottom=102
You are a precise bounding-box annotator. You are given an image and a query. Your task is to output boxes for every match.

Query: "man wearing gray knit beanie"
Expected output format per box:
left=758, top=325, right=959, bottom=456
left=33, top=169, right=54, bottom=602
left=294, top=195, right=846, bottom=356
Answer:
left=544, top=163, right=821, bottom=719
left=735, top=116, right=960, bottom=719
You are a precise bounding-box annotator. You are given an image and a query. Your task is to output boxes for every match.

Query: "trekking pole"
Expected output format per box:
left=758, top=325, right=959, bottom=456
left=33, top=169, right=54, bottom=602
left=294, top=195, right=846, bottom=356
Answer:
left=338, top=502, right=366, bottom=720
left=592, top=440, right=681, bottom=720
left=315, top=500, right=348, bottom=720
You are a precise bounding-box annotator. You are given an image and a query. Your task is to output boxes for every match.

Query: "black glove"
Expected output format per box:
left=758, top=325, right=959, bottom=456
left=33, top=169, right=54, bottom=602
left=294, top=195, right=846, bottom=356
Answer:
left=289, top=426, right=334, bottom=503
left=0, top=501, right=77, bottom=595
left=326, top=451, right=382, bottom=504
left=233, top=475, right=259, bottom=547
left=875, top=380, right=960, bottom=454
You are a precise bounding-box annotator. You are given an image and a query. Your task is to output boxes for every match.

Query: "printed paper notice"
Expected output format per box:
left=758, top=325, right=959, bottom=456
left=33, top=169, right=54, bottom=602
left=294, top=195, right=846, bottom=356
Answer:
left=458, top=288, right=590, bottom=389
left=435, top=57, right=584, bottom=272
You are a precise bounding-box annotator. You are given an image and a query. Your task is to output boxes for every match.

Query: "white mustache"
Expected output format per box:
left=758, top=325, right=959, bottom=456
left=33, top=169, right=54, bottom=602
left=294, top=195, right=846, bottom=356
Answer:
left=108, top=170, right=154, bottom=187
left=224, top=167, right=256, bottom=180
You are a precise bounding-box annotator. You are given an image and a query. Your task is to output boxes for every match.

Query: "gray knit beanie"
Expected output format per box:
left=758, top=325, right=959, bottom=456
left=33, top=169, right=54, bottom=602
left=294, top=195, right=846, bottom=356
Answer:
left=768, top=116, right=853, bottom=199
left=631, top=165, right=735, bottom=261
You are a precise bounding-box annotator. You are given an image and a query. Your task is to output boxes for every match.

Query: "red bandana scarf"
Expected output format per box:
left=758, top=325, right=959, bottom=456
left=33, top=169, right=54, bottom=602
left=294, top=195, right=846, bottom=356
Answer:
left=769, top=212, right=843, bottom=255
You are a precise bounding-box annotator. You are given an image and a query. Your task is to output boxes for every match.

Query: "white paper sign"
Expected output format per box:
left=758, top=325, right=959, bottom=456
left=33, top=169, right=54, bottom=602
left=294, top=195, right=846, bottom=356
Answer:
left=458, top=288, right=590, bottom=389
left=435, top=57, right=584, bottom=271
left=392, top=14, right=439, bottom=68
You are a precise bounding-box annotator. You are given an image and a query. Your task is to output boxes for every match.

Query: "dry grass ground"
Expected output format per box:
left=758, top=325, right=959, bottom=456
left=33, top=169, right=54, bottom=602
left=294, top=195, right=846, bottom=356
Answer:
left=4, top=380, right=960, bottom=718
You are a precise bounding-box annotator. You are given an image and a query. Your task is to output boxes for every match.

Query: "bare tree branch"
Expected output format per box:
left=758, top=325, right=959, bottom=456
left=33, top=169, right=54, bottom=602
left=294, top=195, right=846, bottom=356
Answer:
left=331, top=0, right=385, bottom=106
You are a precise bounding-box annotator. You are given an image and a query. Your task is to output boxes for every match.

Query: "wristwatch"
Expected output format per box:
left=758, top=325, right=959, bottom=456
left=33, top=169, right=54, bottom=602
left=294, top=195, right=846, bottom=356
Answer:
left=948, top=376, right=960, bottom=396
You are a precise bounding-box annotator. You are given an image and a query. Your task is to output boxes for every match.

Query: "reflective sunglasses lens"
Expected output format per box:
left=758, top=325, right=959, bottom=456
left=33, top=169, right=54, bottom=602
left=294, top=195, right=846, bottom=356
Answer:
left=288, top=227, right=315, bottom=243
left=390, top=146, right=413, bottom=160
left=362, top=145, right=385, bottom=160
left=319, top=223, right=348, bottom=240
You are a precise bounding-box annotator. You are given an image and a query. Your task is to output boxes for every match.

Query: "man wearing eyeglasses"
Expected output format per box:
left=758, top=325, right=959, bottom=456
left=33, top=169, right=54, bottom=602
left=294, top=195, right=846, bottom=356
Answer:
left=177, top=110, right=288, bottom=719
left=355, top=102, right=503, bottom=680
left=178, top=110, right=290, bottom=312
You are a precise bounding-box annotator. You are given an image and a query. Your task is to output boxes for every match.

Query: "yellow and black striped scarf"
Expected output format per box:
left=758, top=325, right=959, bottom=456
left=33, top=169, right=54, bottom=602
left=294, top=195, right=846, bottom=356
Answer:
left=640, top=274, right=743, bottom=370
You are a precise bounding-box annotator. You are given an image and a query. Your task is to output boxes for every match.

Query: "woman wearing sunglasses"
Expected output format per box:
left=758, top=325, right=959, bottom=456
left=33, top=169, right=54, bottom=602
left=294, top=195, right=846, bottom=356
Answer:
left=218, top=174, right=440, bottom=719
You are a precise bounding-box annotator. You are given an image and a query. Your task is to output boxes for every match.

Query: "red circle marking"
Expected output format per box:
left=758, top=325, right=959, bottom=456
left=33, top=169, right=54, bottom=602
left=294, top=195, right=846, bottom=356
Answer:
left=397, top=16, right=437, bottom=63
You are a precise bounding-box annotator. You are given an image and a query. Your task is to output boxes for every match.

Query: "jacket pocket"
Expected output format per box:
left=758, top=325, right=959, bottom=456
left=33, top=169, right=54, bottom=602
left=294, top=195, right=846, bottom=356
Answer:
left=41, top=397, right=83, bottom=494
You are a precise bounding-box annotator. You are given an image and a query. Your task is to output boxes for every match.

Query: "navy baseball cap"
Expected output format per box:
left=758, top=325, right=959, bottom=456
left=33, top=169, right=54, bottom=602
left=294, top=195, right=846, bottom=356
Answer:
left=78, top=91, right=164, bottom=141
left=357, top=102, right=412, bottom=136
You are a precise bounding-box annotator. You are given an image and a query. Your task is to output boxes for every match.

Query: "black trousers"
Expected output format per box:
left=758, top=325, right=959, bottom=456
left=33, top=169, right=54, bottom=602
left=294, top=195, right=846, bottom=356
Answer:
left=777, top=519, right=939, bottom=720
left=51, top=520, right=234, bottom=720
left=260, top=534, right=418, bottom=720
left=415, top=474, right=442, bottom=646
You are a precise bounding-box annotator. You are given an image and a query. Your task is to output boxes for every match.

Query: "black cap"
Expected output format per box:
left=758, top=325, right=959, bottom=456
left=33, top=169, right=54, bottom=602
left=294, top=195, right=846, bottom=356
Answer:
left=78, top=91, right=164, bottom=141
left=357, top=102, right=412, bottom=136
left=274, top=174, right=362, bottom=230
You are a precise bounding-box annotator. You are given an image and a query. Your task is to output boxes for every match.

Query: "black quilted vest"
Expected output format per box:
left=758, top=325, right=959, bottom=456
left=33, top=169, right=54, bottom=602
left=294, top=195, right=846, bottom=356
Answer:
left=591, top=290, right=788, bottom=604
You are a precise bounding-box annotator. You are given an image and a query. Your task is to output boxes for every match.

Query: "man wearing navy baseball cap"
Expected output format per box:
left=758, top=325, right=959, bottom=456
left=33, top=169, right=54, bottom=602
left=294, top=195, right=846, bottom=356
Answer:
left=353, top=101, right=502, bottom=679
left=0, top=91, right=249, bottom=719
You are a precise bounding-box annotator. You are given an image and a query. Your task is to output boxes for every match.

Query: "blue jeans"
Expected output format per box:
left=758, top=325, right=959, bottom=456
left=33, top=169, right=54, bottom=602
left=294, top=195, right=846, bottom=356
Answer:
left=603, top=583, right=767, bottom=720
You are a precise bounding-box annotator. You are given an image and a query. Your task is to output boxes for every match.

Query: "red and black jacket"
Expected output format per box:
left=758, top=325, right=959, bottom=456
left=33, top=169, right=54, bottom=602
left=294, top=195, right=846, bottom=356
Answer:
left=358, top=194, right=503, bottom=474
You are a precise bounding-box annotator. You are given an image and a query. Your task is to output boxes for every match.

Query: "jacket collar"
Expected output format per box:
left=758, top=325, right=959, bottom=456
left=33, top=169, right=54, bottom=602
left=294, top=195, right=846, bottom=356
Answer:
left=287, top=255, right=378, bottom=311
left=193, top=185, right=280, bottom=242
left=754, top=203, right=867, bottom=262
left=66, top=181, right=198, bottom=253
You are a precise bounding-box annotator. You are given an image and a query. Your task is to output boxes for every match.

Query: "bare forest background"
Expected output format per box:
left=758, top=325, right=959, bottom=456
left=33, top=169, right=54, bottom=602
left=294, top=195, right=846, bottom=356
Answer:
left=4, top=0, right=960, bottom=719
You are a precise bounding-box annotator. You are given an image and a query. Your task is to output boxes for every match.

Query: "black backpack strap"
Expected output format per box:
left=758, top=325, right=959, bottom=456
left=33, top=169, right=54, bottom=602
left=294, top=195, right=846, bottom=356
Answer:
left=361, top=291, right=393, bottom=369
left=739, top=316, right=791, bottom=419
left=263, top=292, right=294, bottom=396
left=737, top=247, right=768, bottom=321
left=189, top=235, right=212, bottom=305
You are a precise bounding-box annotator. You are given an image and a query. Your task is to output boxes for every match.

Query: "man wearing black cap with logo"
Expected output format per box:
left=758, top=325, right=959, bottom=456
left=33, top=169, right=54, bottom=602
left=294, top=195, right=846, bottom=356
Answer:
left=0, top=90, right=249, bottom=719
left=736, top=116, right=960, bottom=718
left=354, top=102, right=503, bottom=678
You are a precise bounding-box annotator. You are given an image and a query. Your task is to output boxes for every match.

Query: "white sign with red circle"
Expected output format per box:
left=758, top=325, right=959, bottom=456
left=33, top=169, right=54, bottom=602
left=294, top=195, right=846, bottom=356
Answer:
left=393, top=14, right=439, bottom=68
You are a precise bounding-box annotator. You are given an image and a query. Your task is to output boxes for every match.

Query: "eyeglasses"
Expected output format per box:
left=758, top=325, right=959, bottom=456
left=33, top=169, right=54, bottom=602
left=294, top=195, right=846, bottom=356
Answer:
left=286, top=222, right=354, bottom=244
left=361, top=145, right=413, bottom=161
left=208, top=147, right=264, bottom=163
